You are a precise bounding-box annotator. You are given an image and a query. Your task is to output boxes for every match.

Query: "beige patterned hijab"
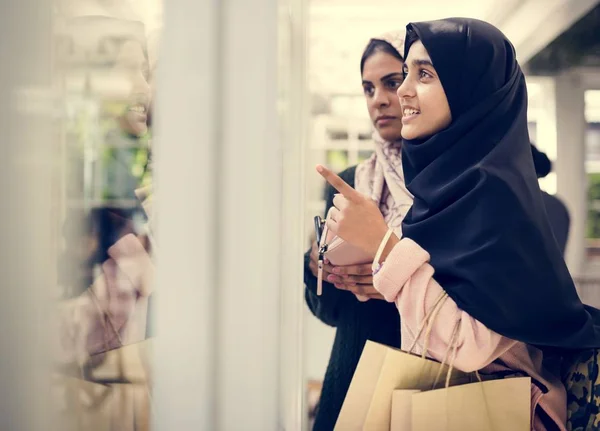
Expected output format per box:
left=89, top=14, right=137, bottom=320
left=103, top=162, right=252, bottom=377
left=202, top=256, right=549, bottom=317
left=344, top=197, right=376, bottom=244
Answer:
left=355, top=30, right=414, bottom=237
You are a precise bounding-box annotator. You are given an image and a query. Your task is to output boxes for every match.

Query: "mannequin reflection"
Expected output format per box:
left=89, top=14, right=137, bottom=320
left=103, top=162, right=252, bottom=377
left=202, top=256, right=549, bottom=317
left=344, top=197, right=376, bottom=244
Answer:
left=304, top=31, right=408, bottom=431
left=56, top=22, right=155, bottom=373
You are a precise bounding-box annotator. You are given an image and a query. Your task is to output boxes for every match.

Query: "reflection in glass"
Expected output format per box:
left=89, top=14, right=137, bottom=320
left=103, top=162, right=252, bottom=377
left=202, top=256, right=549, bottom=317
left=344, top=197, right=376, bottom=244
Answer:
left=53, top=12, right=157, bottom=430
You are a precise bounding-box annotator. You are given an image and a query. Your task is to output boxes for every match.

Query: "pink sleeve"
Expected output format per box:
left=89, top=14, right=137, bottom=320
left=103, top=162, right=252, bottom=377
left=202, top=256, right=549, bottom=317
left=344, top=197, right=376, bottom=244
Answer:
left=373, top=238, right=517, bottom=372
left=107, top=234, right=155, bottom=297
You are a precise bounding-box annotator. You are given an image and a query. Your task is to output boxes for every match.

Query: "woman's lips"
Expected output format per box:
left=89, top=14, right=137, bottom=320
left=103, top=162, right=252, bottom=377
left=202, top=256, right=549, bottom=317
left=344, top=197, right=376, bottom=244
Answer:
left=402, top=113, right=419, bottom=124
left=128, top=104, right=148, bottom=123
left=402, top=107, right=420, bottom=124
left=376, top=116, right=397, bottom=126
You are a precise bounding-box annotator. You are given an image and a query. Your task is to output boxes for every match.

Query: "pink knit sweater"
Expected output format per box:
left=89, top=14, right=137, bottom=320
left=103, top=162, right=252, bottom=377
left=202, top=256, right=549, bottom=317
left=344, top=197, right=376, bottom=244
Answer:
left=373, top=238, right=566, bottom=431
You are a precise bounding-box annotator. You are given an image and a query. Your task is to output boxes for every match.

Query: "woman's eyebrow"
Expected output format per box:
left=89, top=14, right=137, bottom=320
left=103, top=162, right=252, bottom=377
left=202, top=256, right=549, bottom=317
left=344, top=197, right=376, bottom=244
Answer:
left=411, top=58, right=434, bottom=68
left=380, top=72, right=404, bottom=80
left=363, top=72, right=404, bottom=85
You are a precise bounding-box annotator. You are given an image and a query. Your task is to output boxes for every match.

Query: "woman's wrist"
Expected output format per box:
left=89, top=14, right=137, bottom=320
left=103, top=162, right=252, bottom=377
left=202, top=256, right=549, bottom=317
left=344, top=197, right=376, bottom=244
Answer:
left=368, top=225, right=392, bottom=256
left=371, top=230, right=400, bottom=273
left=379, top=233, right=400, bottom=263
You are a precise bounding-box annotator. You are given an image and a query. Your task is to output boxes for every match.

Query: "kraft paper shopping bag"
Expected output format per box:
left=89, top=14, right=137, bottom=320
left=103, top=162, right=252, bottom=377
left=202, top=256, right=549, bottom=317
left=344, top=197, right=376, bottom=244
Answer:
left=411, top=376, right=531, bottom=431
left=390, top=390, right=421, bottom=431
left=336, top=292, right=474, bottom=431
left=334, top=341, right=471, bottom=431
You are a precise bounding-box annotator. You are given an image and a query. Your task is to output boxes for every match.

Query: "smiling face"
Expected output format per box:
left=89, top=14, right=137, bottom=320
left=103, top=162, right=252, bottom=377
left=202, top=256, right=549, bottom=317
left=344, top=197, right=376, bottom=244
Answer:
left=361, top=51, right=404, bottom=142
left=397, top=40, right=452, bottom=140
left=113, top=40, right=151, bottom=137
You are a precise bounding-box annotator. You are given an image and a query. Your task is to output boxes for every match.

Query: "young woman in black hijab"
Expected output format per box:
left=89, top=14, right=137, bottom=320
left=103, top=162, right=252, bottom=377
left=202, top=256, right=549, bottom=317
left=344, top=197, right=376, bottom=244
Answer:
left=316, top=18, right=600, bottom=430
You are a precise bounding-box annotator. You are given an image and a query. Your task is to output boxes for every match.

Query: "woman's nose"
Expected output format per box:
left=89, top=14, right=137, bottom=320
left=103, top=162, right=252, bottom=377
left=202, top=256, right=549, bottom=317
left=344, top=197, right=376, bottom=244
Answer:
left=373, top=88, right=390, bottom=107
left=397, top=79, right=408, bottom=99
left=130, top=70, right=150, bottom=96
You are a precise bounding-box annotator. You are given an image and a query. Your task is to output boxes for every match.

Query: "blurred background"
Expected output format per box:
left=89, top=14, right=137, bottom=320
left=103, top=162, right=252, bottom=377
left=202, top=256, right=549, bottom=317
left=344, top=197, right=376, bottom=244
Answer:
left=0, top=0, right=598, bottom=430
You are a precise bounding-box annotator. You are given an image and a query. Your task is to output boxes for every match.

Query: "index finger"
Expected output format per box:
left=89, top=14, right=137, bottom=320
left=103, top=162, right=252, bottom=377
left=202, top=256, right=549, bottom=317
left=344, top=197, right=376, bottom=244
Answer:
left=316, top=165, right=360, bottom=201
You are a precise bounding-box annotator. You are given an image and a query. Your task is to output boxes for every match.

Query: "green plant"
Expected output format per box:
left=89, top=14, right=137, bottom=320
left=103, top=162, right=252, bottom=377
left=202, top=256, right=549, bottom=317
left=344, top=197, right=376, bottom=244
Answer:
left=587, top=173, right=600, bottom=238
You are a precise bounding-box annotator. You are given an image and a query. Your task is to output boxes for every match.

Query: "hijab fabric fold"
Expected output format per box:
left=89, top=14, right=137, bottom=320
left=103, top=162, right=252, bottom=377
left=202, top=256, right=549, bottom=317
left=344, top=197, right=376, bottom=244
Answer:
left=355, top=132, right=413, bottom=236
left=355, top=29, right=413, bottom=234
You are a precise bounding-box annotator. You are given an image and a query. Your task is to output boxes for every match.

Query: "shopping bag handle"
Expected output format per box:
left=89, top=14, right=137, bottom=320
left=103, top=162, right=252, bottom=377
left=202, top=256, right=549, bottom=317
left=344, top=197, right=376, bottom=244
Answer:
left=407, top=292, right=493, bottom=428
left=405, top=291, right=483, bottom=389
left=406, top=290, right=448, bottom=357
left=430, top=319, right=484, bottom=389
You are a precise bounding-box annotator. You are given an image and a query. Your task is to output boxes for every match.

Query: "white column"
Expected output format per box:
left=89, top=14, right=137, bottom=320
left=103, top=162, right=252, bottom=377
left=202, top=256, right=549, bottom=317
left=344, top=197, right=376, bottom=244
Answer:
left=0, top=1, right=58, bottom=430
left=278, top=0, right=309, bottom=429
left=152, top=0, right=219, bottom=428
left=216, top=0, right=281, bottom=429
left=555, top=71, right=587, bottom=278
left=154, top=0, right=301, bottom=429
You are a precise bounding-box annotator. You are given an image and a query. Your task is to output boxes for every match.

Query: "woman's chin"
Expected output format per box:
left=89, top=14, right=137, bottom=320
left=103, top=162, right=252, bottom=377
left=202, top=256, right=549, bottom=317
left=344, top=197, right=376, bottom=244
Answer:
left=378, top=129, right=403, bottom=142
left=401, top=128, right=426, bottom=141
left=120, top=118, right=148, bottom=137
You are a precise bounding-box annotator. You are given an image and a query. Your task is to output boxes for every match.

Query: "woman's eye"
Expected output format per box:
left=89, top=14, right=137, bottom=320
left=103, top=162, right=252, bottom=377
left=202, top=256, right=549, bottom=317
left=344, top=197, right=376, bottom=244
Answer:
left=419, top=70, right=432, bottom=79
left=363, top=86, right=374, bottom=96
left=386, top=80, right=403, bottom=90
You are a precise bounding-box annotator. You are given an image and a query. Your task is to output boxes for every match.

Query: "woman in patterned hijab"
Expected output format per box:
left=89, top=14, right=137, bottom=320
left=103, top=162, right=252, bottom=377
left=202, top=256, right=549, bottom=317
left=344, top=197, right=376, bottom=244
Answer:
left=304, top=30, right=413, bottom=430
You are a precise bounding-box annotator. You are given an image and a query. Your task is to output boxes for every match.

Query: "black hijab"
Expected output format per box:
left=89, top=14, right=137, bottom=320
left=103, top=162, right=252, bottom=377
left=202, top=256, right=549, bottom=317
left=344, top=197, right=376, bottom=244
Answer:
left=400, top=18, right=600, bottom=350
